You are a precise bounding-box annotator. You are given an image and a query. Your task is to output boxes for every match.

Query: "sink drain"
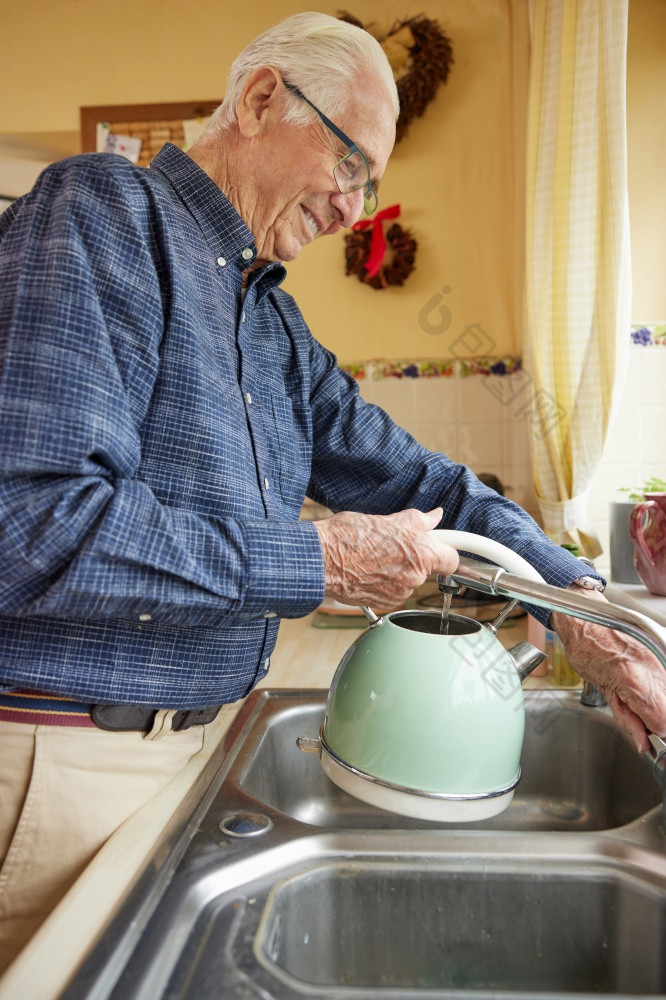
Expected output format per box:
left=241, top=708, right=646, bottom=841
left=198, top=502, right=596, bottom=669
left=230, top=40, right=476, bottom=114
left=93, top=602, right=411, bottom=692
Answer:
left=220, top=812, right=273, bottom=838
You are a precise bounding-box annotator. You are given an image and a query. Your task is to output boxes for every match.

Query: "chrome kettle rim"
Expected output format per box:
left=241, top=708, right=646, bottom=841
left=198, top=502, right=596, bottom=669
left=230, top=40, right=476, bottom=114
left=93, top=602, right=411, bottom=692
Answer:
left=360, top=606, right=484, bottom=635
left=319, top=728, right=521, bottom=802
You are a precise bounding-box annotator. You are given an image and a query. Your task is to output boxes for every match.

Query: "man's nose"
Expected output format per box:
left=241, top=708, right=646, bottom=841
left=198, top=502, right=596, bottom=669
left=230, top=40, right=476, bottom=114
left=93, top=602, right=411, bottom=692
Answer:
left=331, top=188, right=365, bottom=228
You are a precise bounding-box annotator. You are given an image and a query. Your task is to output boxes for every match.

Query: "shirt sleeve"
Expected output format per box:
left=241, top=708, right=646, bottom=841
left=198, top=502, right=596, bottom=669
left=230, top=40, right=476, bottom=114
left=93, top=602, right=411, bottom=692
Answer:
left=303, top=338, right=604, bottom=625
left=0, top=159, right=324, bottom=628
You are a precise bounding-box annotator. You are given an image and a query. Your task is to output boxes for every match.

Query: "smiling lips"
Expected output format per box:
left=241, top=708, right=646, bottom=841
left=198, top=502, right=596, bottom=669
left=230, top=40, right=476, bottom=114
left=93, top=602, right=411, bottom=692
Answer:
left=302, top=207, right=320, bottom=239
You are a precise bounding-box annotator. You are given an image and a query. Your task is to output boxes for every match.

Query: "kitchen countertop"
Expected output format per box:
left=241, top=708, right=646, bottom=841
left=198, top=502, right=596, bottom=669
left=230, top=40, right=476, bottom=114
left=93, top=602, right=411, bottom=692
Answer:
left=0, top=586, right=642, bottom=999
left=604, top=580, right=666, bottom=627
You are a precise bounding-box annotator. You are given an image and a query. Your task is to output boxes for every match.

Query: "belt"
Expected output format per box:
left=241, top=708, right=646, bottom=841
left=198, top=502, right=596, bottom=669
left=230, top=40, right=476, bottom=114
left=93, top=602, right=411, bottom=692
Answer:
left=0, top=689, right=220, bottom=732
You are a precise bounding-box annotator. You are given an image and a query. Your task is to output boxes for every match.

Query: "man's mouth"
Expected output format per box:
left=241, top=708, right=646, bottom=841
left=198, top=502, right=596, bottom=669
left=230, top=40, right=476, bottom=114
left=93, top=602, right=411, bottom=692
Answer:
left=302, top=207, right=319, bottom=238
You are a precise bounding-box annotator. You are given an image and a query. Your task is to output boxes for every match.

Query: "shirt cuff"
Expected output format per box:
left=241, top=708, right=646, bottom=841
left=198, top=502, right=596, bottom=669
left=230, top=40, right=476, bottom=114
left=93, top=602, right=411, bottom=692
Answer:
left=525, top=566, right=607, bottom=627
left=240, top=519, right=325, bottom=620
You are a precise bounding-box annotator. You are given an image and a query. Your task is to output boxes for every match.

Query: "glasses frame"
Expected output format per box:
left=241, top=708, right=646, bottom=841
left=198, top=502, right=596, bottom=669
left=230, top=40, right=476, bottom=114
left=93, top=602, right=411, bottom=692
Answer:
left=283, top=81, right=378, bottom=217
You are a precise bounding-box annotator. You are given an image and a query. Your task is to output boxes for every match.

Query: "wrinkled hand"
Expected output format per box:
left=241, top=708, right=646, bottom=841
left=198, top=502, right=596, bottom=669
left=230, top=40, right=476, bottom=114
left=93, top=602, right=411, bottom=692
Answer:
left=314, top=507, right=459, bottom=610
left=552, top=586, right=666, bottom=752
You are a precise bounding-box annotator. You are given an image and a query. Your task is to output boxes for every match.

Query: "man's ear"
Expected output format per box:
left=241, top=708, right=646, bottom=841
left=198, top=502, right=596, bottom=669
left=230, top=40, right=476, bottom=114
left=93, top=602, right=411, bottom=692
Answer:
left=236, top=66, right=283, bottom=138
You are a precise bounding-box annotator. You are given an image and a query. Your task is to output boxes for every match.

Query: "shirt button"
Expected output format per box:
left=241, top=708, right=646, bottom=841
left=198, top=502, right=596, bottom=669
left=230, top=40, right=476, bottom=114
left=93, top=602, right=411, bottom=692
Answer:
left=216, top=256, right=226, bottom=267
left=241, top=312, right=246, bottom=323
left=246, top=391, right=252, bottom=404
left=139, top=613, right=152, bottom=622
left=263, top=611, right=277, bottom=619
left=263, top=477, right=270, bottom=490
left=241, top=248, right=254, bottom=261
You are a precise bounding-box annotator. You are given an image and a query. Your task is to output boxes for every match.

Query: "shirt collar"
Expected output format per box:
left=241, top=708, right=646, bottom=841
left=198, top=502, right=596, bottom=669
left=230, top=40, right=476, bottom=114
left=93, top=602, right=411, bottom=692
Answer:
left=150, top=143, right=262, bottom=273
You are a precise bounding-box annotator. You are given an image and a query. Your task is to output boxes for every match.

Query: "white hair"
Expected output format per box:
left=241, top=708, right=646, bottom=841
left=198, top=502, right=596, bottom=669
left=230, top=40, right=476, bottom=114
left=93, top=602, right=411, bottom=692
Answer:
left=208, top=11, right=399, bottom=134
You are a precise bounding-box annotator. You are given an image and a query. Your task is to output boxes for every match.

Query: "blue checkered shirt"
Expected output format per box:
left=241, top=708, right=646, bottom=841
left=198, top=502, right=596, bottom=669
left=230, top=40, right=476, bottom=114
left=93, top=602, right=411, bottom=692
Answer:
left=0, top=144, right=598, bottom=708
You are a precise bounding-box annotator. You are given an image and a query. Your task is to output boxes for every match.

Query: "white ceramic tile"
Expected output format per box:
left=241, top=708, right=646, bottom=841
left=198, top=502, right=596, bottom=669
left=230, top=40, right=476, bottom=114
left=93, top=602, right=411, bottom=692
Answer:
left=640, top=408, right=666, bottom=465
left=595, top=461, right=644, bottom=490
left=616, top=349, right=643, bottom=405
left=636, top=347, right=666, bottom=402
left=413, top=422, right=459, bottom=458
left=643, top=462, right=666, bottom=482
left=456, top=377, right=507, bottom=424
left=588, top=494, right=613, bottom=521
left=464, top=369, right=534, bottom=421
left=589, top=516, right=611, bottom=574
left=457, top=422, right=504, bottom=471
left=413, top=377, right=459, bottom=423
left=601, top=406, right=642, bottom=462
left=356, top=378, right=379, bottom=406
left=589, top=462, right=643, bottom=497
left=501, top=463, right=532, bottom=494
left=370, top=378, right=417, bottom=431
left=502, top=464, right=539, bottom=519
left=442, top=442, right=469, bottom=467
left=502, top=412, right=531, bottom=466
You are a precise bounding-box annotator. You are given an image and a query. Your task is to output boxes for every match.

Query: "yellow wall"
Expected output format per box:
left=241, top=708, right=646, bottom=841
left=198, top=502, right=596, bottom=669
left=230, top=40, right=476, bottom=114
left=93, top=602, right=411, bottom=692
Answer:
left=627, top=0, right=666, bottom=325
left=0, top=0, right=528, bottom=363
left=1, top=0, right=663, bottom=358
left=284, top=1, right=529, bottom=365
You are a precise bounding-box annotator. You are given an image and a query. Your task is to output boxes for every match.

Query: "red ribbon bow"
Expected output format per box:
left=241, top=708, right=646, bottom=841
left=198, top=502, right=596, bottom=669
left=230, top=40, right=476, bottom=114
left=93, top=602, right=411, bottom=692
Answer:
left=352, top=203, right=401, bottom=278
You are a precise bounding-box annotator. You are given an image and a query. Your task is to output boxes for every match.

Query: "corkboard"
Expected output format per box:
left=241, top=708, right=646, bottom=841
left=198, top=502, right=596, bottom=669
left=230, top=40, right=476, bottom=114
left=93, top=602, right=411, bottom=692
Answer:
left=80, top=101, right=220, bottom=167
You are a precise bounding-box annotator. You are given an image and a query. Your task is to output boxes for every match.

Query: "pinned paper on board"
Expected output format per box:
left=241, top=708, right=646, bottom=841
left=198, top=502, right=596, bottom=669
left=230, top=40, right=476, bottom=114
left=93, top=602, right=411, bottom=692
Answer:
left=96, top=123, right=142, bottom=163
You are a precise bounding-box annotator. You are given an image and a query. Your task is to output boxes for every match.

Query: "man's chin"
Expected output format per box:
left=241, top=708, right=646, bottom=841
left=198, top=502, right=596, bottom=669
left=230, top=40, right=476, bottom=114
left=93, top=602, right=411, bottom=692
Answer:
left=274, top=241, right=305, bottom=263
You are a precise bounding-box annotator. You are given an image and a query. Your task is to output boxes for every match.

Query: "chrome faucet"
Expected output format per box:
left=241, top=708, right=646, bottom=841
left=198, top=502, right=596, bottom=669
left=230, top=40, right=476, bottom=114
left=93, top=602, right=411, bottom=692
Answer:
left=450, top=556, right=666, bottom=671
left=436, top=572, right=463, bottom=597
left=450, top=557, right=666, bottom=826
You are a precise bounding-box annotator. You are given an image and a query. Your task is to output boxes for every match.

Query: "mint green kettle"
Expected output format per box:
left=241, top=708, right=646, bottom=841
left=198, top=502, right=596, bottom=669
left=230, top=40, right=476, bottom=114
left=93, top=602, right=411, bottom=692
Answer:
left=298, top=532, right=547, bottom=822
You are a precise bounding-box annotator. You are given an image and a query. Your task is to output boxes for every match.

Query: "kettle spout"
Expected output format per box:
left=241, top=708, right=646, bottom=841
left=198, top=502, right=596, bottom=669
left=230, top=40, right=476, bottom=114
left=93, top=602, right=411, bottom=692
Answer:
left=507, top=640, right=547, bottom=682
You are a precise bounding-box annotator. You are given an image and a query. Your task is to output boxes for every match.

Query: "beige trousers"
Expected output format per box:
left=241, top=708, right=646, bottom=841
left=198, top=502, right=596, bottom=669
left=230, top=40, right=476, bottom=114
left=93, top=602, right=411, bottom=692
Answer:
left=0, top=719, right=205, bottom=976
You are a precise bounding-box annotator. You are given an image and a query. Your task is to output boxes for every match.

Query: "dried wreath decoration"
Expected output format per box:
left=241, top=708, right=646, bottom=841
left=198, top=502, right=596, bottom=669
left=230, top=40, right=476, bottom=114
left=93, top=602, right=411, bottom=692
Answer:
left=338, top=12, right=454, bottom=142
left=345, top=204, right=417, bottom=289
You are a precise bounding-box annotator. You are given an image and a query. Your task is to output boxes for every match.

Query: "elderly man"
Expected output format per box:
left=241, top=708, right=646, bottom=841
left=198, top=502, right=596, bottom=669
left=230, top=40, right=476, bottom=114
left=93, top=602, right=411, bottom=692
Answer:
left=0, top=11, right=664, bottom=973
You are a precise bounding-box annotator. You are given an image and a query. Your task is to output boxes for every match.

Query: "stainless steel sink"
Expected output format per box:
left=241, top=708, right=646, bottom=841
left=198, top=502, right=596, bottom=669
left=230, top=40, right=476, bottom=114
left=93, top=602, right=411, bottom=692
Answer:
left=63, top=690, right=666, bottom=1000
left=239, top=693, right=662, bottom=831
left=256, top=858, right=666, bottom=995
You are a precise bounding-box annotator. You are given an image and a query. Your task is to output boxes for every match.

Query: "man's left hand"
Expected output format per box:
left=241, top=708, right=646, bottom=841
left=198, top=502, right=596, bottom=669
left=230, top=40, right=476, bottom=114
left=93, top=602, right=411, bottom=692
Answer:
left=551, top=586, right=666, bottom=752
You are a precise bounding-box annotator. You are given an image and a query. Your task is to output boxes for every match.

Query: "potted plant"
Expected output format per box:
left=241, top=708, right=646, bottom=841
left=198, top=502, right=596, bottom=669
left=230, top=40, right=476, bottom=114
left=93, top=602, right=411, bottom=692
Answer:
left=610, top=477, right=666, bottom=583
left=618, top=476, right=666, bottom=502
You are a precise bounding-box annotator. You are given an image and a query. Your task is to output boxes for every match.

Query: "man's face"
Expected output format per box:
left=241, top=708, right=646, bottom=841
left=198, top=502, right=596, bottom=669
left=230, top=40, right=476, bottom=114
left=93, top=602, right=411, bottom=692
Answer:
left=246, top=72, right=396, bottom=264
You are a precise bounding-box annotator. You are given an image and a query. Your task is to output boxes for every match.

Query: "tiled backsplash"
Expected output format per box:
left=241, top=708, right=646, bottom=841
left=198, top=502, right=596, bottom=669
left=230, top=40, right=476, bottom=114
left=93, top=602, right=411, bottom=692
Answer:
left=348, top=344, right=665, bottom=577
left=355, top=364, right=539, bottom=519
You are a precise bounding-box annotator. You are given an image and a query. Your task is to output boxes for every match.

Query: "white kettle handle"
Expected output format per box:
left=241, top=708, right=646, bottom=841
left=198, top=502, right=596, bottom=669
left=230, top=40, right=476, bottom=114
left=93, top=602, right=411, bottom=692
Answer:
left=433, top=530, right=546, bottom=584
left=359, top=530, right=547, bottom=623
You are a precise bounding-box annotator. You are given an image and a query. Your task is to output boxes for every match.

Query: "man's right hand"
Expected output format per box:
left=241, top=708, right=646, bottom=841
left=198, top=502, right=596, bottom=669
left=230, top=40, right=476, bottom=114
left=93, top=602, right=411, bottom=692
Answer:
left=314, top=507, right=459, bottom=610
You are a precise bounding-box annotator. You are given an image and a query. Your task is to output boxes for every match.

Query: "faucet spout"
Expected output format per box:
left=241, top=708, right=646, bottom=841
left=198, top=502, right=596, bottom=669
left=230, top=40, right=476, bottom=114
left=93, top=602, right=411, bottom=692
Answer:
left=450, top=557, right=666, bottom=673
left=436, top=573, right=463, bottom=596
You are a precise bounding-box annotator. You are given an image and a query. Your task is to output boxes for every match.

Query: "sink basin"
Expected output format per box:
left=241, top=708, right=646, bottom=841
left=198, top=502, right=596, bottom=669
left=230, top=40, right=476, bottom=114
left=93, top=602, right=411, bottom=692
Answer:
left=239, top=692, right=662, bottom=831
left=256, top=858, right=666, bottom=995
left=62, top=690, right=666, bottom=1000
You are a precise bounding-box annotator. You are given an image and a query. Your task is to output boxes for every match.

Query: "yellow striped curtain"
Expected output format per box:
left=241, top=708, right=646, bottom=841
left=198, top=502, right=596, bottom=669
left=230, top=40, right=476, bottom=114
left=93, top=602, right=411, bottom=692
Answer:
left=523, top=0, right=632, bottom=556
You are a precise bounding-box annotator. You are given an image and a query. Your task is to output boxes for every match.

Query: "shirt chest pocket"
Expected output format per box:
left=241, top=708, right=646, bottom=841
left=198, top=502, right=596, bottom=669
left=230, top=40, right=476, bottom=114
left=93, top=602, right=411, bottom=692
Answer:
left=268, top=393, right=312, bottom=511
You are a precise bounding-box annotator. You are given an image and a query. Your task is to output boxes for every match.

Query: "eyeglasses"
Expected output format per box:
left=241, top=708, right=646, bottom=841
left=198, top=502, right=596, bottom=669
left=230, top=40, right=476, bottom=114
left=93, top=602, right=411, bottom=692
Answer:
left=283, top=81, right=378, bottom=217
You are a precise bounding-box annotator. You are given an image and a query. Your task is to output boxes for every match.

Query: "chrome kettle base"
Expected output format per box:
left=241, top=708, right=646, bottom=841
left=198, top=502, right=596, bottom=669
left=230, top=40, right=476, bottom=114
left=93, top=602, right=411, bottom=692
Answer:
left=302, top=731, right=521, bottom=824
